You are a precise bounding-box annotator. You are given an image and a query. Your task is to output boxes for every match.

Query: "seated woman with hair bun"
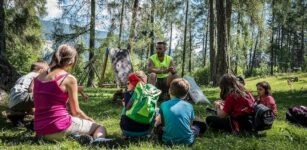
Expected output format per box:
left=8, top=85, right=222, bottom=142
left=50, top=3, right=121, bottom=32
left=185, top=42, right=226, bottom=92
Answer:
left=33, top=44, right=112, bottom=145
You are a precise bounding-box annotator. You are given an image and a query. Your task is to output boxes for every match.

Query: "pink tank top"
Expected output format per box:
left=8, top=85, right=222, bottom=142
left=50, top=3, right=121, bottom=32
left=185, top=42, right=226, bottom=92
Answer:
left=33, top=74, right=72, bottom=136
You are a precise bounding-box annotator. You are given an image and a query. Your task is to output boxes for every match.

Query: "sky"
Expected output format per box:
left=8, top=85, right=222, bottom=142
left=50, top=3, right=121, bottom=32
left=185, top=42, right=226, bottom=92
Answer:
left=44, top=0, right=62, bottom=19
left=43, top=0, right=203, bottom=53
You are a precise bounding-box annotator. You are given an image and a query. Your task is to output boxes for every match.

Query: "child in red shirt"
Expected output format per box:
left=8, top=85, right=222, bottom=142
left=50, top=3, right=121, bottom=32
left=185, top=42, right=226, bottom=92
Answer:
left=256, top=81, right=277, bottom=117
left=206, top=74, right=255, bottom=133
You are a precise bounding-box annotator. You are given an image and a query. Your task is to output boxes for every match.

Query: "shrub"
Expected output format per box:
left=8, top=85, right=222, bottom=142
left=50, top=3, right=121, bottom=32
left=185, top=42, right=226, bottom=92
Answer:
left=192, top=67, right=210, bottom=85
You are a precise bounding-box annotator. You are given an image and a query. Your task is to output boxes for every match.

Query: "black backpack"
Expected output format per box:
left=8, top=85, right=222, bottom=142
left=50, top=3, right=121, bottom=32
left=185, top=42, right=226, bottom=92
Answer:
left=286, top=106, right=307, bottom=127
left=253, top=104, right=275, bottom=131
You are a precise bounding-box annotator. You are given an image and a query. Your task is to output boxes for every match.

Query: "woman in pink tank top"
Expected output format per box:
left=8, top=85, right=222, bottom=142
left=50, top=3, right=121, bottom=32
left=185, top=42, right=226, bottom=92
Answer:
left=34, top=44, right=112, bottom=145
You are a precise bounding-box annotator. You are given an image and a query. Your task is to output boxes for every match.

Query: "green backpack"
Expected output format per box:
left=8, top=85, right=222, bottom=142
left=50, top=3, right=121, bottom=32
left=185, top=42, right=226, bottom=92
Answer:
left=126, top=82, right=161, bottom=124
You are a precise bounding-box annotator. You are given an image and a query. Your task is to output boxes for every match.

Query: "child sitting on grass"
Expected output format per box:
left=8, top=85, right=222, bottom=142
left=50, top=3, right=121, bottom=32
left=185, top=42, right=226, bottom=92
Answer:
left=121, top=71, right=147, bottom=107
left=256, top=81, right=277, bottom=117
left=120, top=71, right=161, bottom=138
left=155, top=78, right=201, bottom=145
left=206, top=74, right=255, bottom=133
left=7, top=60, right=49, bottom=127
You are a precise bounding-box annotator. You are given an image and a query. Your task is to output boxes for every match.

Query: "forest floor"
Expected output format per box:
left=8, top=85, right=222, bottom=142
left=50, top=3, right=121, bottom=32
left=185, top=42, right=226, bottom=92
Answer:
left=0, top=73, right=307, bottom=150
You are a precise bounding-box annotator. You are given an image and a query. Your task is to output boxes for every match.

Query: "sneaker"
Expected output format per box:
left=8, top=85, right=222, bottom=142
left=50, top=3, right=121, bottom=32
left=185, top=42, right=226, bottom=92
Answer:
left=193, top=117, right=207, bottom=134
left=205, top=107, right=217, bottom=115
left=7, top=114, right=25, bottom=127
left=73, top=134, right=93, bottom=145
left=25, top=121, right=34, bottom=131
left=91, top=137, right=114, bottom=147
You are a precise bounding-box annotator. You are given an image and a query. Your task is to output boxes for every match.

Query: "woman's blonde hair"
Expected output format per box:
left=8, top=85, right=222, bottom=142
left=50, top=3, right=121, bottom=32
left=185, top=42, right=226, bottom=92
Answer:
left=49, top=44, right=78, bottom=71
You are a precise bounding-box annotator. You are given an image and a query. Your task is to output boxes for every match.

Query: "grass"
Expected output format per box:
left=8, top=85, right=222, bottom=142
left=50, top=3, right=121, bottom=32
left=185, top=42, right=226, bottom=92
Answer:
left=1, top=73, right=307, bottom=149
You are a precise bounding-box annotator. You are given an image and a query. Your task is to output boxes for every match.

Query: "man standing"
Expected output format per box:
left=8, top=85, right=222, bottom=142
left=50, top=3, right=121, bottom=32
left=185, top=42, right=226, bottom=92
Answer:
left=147, top=42, right=177, bottom=100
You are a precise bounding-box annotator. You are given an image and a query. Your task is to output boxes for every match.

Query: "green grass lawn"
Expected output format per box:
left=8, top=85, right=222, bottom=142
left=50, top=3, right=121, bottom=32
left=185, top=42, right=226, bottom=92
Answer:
left=1, top=73, right=307, bottom=150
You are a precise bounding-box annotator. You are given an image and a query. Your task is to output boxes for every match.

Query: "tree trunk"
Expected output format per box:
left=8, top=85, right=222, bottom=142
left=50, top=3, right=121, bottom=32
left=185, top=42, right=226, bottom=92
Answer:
left=118, top=0, right=125, bottom=48
left=234, top=56, right=238, bottom=75
left=188, top=21, right=192, bottom=74
left=181, top=0, right=189, bottom=77
left=215, top=0, right=228, bottom=83
left=294, top=33, right=299, bottom=67
left=99, top=49, right=109, bottom=86
left=226, top=0, right=232, bottom=70
left=244, top=45, right=249, bottom=71
left=99, top=19, right=116, bottom=86
left=290, top=32, right=294, bottom=68
left=150, top=0, right=155, bottom=56
left=168, top=22, right=173, bottom=56
left=203, top=11, right=209, bottom=66
left=140, top=48, right=145, bottom=69
left=128, top=0, right=139, bottom=54
left=248, top=31, right=255, bottom=70
left=270, top=0, right=275, bottom=75
left=87, top=0, right=96, bottom=87
left=280, top=25, right=285, bottom=71
left=146, top=45, right=150, bottom=59
left=0, top=0, right=19, bottom=91
left=299, top=19, right=304, bottom=67
left=235, top=6, right=241, bottom=75
left=248, top=47, right=252, bottom=70
left=273, top=25, right=280, bottom=66
left=295, top=34, right=299, bottom=67
left=209, top=0, right=217, bottom=85
left=287, top=24, right=291, bottom=69
left=0, top=0, right=4, bottom=57
left=249, top=31, right=260, bottom=76
left=276, top=26, right=280, bottom=66
left=226, top=0, right=232, bottom=42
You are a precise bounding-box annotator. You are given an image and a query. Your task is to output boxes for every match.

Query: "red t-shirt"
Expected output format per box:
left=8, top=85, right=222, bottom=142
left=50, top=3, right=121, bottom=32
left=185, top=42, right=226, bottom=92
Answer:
left=223, top=92, right=254, bottom=118
left=258, top=96, right=277, bottom=116
left=223, top=92, right=255, bottom=132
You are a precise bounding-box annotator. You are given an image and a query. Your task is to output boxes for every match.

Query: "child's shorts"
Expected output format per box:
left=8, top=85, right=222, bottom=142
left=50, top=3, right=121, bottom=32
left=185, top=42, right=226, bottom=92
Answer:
left=10, top=93, right=33, bottom=112
left=42, top=117, right=101, bottom=141
left=156, top=78, right=168, bottom=93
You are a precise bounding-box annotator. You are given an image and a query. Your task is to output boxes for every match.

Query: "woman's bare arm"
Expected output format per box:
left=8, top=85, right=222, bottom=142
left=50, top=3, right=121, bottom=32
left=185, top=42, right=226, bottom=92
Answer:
left=65, top=75, right=94, bottom=122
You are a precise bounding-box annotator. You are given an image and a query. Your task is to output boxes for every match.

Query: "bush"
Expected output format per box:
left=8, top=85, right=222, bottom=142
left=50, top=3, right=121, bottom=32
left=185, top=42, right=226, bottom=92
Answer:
left=252, top=62, right=273, bottom=76
left=236, top=66, right=245, bottom=76
left=249, top=62, right=281, bottom=77
left=192, top=67, right=210, bottom=85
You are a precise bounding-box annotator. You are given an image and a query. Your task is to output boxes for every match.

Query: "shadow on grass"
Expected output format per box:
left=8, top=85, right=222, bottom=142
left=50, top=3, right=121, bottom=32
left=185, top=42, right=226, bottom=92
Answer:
left=0, top=83, right=306, bottom=148
left=273, top=90, right=307, bottom=108
left=0, top=127, right=59, bottom=146
left=92, top=134, right=166, bottom=149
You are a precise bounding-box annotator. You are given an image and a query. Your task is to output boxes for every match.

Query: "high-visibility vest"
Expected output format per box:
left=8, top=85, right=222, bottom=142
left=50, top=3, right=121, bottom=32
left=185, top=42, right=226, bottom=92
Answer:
left=149, top=54, right=172, bottom=78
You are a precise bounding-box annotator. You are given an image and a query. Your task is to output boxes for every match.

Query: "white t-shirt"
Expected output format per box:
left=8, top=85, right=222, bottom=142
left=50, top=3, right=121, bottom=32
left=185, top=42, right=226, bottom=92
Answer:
left=9, top=72, right=38, bottom=108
